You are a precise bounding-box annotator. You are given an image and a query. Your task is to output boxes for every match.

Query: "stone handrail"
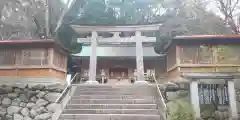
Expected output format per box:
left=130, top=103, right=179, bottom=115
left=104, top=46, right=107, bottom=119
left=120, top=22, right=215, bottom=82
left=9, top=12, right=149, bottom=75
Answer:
left=153, top=76, right=167, bottom=120
left=55, top=73, right=79, bottom=103
left=52, top=73, right=79, bottom=120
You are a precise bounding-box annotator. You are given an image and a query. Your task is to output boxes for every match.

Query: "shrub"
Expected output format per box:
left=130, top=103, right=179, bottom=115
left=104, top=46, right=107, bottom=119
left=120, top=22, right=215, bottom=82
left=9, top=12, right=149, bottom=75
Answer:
left=167, top=91, right=195, bottom=120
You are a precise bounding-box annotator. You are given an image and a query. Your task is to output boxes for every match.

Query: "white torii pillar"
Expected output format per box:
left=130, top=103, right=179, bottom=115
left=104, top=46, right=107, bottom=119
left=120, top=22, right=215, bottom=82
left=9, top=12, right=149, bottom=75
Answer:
left=86, top=31, right=99, bottom=84
left=227, top=79, right=238, bottom=120
left=190, top=79, right=201, bottom=119
left=134, top=31, right=147, bottom=84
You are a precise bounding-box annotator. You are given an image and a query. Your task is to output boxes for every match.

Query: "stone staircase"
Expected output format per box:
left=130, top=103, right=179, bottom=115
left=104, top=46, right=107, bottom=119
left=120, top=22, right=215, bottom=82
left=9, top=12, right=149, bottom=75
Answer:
left=58, top=85, right=163, bottom=120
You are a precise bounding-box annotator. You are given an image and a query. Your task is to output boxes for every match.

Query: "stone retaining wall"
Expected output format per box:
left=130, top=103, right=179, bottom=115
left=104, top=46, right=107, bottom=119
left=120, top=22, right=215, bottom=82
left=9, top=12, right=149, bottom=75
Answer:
left=0, top=84, right=65, bottom=120
left=200, top=105, right=229, bottom=120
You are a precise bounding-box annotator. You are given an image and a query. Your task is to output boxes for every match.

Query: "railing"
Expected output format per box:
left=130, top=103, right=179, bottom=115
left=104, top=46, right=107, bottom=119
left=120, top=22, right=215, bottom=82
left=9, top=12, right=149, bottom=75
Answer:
left=198, top=84, right=229, bottom=105
left=153, top=76, right=167, bottom=120
left=55, top=73, right=79, bottom=103
left=52, top=73, right=79, bottom=120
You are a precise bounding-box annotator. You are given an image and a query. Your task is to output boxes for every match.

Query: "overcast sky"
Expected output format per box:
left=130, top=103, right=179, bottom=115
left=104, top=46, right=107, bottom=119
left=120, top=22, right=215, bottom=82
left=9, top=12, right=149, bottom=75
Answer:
left=206, top=0, right=240, bottom=18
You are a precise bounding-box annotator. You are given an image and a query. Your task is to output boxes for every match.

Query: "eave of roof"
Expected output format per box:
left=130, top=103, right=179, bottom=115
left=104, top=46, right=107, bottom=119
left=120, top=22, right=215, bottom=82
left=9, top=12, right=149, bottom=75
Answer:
left=0, top=39, right=70, bottom=53
left=0, top=39, right=55, bottom=44
left=164, top=34, right=240, bottom=52
left=173, top=34, right=240, bottom=40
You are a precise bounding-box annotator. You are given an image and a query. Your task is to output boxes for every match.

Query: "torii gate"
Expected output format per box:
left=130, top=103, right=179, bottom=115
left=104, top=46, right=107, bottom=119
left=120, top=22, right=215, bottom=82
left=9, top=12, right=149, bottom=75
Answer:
left=71, top=24, right=161, bottom=84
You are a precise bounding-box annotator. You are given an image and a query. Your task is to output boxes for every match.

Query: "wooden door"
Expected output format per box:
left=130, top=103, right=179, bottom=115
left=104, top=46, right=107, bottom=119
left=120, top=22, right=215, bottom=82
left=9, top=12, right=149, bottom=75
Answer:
left=109, top=68, right=128, bottom=79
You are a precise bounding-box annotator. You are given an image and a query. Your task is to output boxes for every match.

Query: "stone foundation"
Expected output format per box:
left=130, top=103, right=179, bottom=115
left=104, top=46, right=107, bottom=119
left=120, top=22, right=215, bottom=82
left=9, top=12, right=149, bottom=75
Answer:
left=0, top=84, right=65, bottom=120
left=200, top=105, right=229, bottom=120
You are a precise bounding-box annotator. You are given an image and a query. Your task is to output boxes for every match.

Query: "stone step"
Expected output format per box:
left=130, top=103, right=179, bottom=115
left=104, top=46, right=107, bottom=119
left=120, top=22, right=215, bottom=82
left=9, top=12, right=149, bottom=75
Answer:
left=68, top=99, right=155, bottom=104
left=73, top=91, right=152, bottom=95
left=65, top=104, right=158, bottom=109
left=59, top=114, right=161, bottom=120
left=74, top=90, right=154, bottom=94
left=76, top=88, right=140, bottom=90
left=75, top=85, right=154, bottom=89
left=75, top=87, right=155, bottom=91
left=63, top=109, right=159, bottom=115
left=70, top=95, right=156, bottom=100
left=75, top=89, right=154, bottom=94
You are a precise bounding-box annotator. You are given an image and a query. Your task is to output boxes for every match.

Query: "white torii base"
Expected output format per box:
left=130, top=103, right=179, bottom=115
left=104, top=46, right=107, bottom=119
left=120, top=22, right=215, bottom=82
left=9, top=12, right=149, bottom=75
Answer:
left=134, top=80, right=148, bottom=85
left=85, top=81, right=99, bottom=84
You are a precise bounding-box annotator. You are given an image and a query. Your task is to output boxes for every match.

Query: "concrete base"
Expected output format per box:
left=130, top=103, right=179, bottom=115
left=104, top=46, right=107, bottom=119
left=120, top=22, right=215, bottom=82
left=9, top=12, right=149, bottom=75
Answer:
left=85, top=81, right=99, bottom=84
left=134, top=81, right=148, bottom=85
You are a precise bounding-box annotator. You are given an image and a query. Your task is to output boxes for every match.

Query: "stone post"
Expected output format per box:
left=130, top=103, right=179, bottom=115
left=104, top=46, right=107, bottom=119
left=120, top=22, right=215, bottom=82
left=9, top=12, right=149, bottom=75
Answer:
left=227, top=79, right=238, bottom=120
left=86, top=31, right=99, bottom=84
left=190, top=79, right=201, bottom=119
left=134, top=31, right=147, bottom=84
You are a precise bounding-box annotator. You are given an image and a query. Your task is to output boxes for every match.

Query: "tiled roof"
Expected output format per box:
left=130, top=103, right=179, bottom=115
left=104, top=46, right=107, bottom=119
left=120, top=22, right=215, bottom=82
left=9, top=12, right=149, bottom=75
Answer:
left=174, top=35, right=240, bottom=40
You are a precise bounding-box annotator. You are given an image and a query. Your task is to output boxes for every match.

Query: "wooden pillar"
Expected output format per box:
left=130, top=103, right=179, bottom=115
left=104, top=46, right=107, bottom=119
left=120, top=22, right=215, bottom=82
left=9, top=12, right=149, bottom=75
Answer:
left=48, top=48, right=54, bottom=67
left=176, top=45, right=181, bottom=66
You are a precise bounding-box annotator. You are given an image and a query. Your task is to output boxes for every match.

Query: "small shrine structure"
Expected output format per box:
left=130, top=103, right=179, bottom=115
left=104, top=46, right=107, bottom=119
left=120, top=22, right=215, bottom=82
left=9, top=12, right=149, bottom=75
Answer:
left=165, top=35, right=240, bottom=120
left=0, top=40, right=68, bottom=85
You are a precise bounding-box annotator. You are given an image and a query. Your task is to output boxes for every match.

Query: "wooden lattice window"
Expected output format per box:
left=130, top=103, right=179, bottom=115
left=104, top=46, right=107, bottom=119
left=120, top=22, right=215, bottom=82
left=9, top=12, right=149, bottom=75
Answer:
left=198, top=45, right=214, bottom=64
left=216, top=45, right=240, bottom=64
left=20, top=49, right=48, bottom=66
left=0, top=50, right=16, bottom=65
left=180, top=45, right=214, bottom=64
left=180, top=45, right=199, bottom=64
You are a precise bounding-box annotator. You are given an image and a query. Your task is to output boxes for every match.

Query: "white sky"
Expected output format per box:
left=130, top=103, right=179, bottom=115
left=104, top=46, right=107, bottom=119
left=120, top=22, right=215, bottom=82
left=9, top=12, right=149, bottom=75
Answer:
left=206, top=1, right=223, bottom=17
left=206, top=0, right=240, bottom=18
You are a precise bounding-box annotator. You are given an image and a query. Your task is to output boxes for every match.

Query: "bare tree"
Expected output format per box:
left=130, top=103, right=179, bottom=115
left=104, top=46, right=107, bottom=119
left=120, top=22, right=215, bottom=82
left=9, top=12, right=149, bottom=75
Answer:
left=0, top=0, right=65, bottom=40
left=0, top=0, right=45, bottom=40
left=211, top=0, right=240, bottom=34
left=158, top=0, right=232, bottom=36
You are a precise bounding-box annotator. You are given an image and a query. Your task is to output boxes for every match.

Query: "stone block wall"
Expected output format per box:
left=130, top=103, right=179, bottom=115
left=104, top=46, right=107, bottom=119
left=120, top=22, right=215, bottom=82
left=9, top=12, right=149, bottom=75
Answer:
left=0, top=84, right=65, bottom=120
